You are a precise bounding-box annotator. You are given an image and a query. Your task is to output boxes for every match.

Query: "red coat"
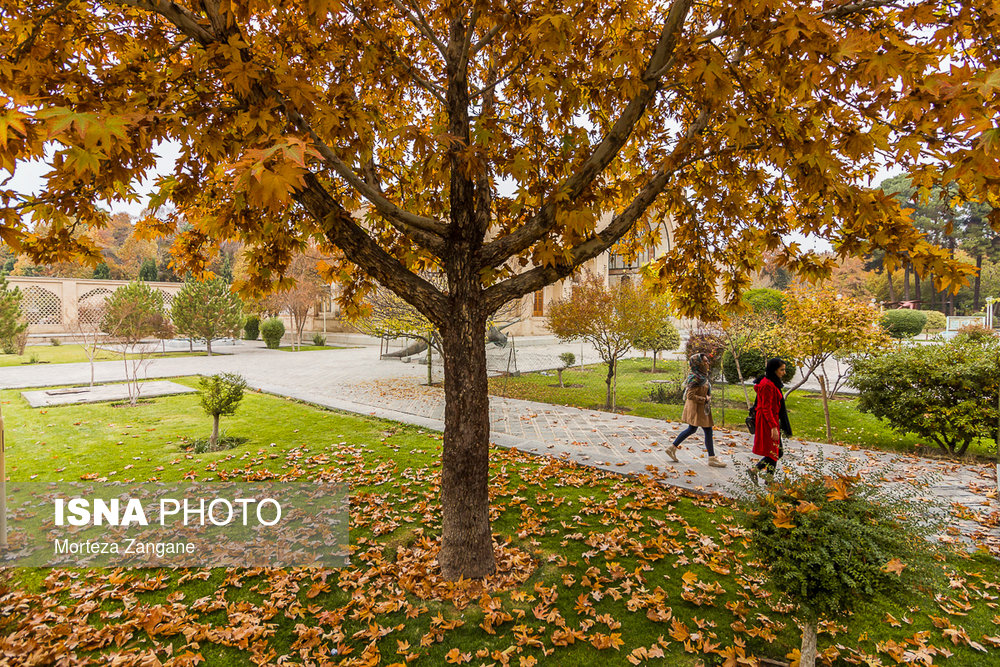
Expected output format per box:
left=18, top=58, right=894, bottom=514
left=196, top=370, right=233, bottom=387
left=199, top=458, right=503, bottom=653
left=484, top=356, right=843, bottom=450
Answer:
left=752, top=378, right=783, bottom=459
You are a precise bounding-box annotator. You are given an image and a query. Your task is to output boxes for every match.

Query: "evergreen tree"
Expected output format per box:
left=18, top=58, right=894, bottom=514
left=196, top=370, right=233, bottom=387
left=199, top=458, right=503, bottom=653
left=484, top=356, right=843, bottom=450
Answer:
left=93, top=262, right=111, bottom=279
left=138, top=258, right=158, bottom=281
left=0, top=274, right=27, bottom=354
left=171, top=278, right=244, bottom=356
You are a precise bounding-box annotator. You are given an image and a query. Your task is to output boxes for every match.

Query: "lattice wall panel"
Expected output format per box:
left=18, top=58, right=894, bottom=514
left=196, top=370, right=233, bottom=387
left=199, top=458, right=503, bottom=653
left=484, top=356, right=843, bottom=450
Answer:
left=77, top=288, right=113, bottom=324
left=23, top=286, right=62, bottom=325
left=159, top=290, right=176, bottom=310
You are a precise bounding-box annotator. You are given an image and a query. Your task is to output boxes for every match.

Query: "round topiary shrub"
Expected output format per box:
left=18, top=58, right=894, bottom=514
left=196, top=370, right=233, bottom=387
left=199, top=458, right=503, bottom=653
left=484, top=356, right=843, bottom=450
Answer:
left=261, top=317, right=285, bottom=349
left=919, top=310, right=946, bottom=333
left=243, top=315, right=260, bottom=340
left=722, top=346, right=798, bottom=384
left=741, top=288, right=786, bottom=318
left=879, top=309, right=927, bottom=339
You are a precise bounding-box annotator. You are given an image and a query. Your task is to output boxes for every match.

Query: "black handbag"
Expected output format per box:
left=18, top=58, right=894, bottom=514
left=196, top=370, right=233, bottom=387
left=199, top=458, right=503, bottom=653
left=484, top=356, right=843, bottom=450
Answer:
left=745, top=396, right=757, bottom=434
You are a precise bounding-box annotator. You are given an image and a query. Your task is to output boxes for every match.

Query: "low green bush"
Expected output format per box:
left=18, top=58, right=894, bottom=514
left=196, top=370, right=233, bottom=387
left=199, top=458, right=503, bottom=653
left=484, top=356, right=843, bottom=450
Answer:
left=849, top=338, right=1000, bottom=456
left=954, top=322, right=997, bottom=345
left=919, top=309, right=946, bottom=332
left=261, top=318, right=285, bottom=349
left=734, top=456, right=942, bottom=666
left=312, top=333, right=327, bottom=346
left=879, top=309, right=926, bottom=339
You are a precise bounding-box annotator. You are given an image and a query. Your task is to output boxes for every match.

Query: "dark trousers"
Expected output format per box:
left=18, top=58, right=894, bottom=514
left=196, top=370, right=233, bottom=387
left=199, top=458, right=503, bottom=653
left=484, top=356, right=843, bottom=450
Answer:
left=673, top=424, right=714, bottom=457
left=756, top=441, right=783, bottom=473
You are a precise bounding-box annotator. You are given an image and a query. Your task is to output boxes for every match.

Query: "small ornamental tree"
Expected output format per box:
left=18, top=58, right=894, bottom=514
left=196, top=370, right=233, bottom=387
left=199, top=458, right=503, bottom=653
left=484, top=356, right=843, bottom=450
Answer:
left=632, top=320, right=681, bottom=372
left=780, top=287, right=891, bottom=440
left=547, top=275, right=666, bottom=411
left=171, top=278, right=244, bottom=356
left=199, top=373, right=247, bottom=449
left=718, top=309, right=786, bottom=406
left=849, top=338, right=1000, bottom=456
left=0, top=275, right=26, bottom=355
left=265, top=253, right=327, bottom=351
left=684, top=329, right=725, bottom=375
left=93, top=262, right=111, bottom=279
left=734, top=457, right=941, bottom=667
left=880, top=308, right=927, bottom=339
left=71, top=302, right=107, bottom=387
left=261, top=317, right=285, bottom=349
left=556, top=351, right=575, bottom=388
left=101, top=282, right=174, bottom=405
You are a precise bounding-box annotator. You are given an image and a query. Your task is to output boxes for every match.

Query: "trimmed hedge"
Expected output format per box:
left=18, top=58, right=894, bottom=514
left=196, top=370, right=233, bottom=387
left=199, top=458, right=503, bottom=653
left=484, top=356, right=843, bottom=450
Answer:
left=919, top=310, right=946, bottom=332
left=261, top=317, right=285, bottom=349
left=879, top=309, right=926, bottom=339
left=243, top=316, right=260, bottom=340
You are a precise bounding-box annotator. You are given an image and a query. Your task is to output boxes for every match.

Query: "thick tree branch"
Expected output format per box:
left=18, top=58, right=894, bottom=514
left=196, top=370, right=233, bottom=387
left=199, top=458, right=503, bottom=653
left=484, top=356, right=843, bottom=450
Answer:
left=282, top=105, right=449, bottom=250
left=113, top=0, right=215, bottom=43
left=295, top=172, right=449, bottom=324
left=477, top=0, right=695, bottom=270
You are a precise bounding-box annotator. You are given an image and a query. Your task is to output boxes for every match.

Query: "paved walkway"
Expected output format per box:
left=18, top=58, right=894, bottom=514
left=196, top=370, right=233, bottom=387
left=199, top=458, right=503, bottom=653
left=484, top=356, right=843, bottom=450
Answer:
left=1, top=343, right=996, bottom=552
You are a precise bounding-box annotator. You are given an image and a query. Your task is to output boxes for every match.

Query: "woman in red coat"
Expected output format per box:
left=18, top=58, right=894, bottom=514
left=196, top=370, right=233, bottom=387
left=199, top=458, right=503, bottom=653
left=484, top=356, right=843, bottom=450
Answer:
left=751, top=357, right=792, bottom=480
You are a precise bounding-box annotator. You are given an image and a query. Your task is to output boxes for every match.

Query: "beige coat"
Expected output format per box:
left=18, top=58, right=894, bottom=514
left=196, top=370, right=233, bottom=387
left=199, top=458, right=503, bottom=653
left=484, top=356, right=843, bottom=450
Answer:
left=680, top=383, right=713, bottom=428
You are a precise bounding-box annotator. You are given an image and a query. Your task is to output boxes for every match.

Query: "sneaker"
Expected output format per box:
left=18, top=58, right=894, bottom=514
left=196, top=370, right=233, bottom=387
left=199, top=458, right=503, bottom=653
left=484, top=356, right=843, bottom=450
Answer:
left=665, top=445, right=679, bottom=462
left=708, top=456, right=727, bottom=468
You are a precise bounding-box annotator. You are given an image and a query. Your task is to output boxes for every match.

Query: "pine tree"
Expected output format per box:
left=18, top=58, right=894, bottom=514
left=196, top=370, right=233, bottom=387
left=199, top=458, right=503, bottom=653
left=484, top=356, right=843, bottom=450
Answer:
left=171, top=279, right=244, bottom=356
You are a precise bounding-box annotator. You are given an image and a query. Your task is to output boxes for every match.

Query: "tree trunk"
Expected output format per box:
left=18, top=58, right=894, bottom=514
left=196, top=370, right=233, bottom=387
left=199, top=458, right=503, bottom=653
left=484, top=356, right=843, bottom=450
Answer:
left=211, top=414, right=220, bottom=449
left=886, top=267, right=896, bottom=303
left=903, top=262, right=911, bottom=301
left=438, top=313, right=495, bottom=579
left=914, top=266, right=922, bottom=306
left=206, top=339, right=213, bottom=356
left=557, top=368, right=564, bottom=388
left=800, top=620, right=819, bottom=667
left=605, top=359, right=616, bottom=410
left=652, top=350, right=657, bottom=372
left=974, top=254, right=983, bottom=312
left=818, top=374, right=832, bottom=443
left=189, top=339, right=193, bottom=352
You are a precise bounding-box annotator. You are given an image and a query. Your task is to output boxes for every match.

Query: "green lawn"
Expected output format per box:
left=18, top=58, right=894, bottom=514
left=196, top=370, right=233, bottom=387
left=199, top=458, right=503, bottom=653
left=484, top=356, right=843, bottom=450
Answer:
left=489, top=357, right=996, bottom=458
left=0, top=344, right=207, bottom=367
left=1, top=380, right=998, bottom=665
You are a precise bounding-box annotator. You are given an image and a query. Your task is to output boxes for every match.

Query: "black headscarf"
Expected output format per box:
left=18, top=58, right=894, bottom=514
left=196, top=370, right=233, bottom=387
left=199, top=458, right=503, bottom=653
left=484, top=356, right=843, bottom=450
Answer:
left=762, top=357, right=785, bottom=389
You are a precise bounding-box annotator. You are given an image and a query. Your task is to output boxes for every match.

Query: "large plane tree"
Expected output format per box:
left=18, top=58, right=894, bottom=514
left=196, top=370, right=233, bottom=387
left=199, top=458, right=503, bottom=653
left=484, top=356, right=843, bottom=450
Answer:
left=1, top=0, right=997, bottom=579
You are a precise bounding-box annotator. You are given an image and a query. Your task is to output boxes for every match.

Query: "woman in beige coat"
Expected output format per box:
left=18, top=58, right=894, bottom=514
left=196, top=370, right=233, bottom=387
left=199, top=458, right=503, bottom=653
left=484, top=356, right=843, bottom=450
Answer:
left=665, top=353, right=727, bottom=468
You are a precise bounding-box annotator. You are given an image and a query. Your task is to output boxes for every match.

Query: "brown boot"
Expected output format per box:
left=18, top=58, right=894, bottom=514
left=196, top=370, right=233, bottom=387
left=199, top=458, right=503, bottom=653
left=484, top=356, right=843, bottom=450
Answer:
left=665, top=445, right=679, bottom=462
left=708, top=456, right=727, bottom=468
